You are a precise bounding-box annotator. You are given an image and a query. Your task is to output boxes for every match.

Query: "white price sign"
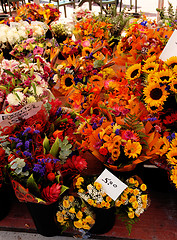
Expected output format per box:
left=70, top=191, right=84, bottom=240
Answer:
left=160, top=30, right=177, bottom=62
left=95, top=169, right=128, bottom=201
left=0, top=101, right=43, bottom=128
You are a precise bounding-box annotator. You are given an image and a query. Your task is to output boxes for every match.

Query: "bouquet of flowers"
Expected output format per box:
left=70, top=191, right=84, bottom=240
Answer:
left=0, top=55, right=53, bottom=113
left=74, top=175, right=114, bottom=209
left=72, top=8, right=93, bottom=22
left=115, top=176, right=150, bottom=234
left=16, top=3, right=60, bottom=24
left=56, top=195, right=95, bottom=233
left=10, top=36, right=59, bottom=61
left=2, top=99, right=87, bottom=204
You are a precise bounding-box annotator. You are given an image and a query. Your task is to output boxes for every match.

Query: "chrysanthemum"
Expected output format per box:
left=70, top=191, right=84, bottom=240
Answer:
left=154, top=137, right=170, bottom=156
left=143, top=82, right=169, bottom=107
left=169, top=78, right=177, bottom=94
left=125, top=63, right=141, bottom=81
left=166, top=148, right=177, bottom=165
left=59, top=74, right=75, bottom=94
left=165, top=56, right=177, bottom=69
left=142, top=62, right=159, bottom=74
left=154, top=69, right=173, bottom=84
left=124, top=140, right=142, bottom=158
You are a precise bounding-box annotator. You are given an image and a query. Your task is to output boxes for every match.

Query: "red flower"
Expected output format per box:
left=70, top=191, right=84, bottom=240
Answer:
left=99, top=147, right=108, bottom=156
left=53, top=130, right=63, bottom=140
left=41, top=183, right=61, bottom=203
left=62, top=155, right=87, bottom=172
left=47, top=172, right=56, bottom=181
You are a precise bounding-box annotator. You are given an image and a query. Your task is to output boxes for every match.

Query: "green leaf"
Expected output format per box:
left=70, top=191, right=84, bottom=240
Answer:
left=31, top=82, right=37, bottom=95
left=3, top=69, right=16, bottom=78
left=0, top=86, right=7, bottom=92
left=56, top=174, right=60, bottom=183
left=12, top=78, right=16, bottom=86
left=26, top=174, right=40, bottom=196
left=43, top=135, right=50, bottom=154
left=50, top=137, right=59, bottom=157
left=60, top=185, right=69, bottom=195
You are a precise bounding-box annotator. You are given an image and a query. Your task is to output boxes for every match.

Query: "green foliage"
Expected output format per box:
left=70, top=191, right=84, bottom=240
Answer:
left=26, top=174, right=40, bottom=197
left=157, top=2, right=177, bottom=24
left=58, top=137, right=72, bottom=163
left=50, top=137, right=60, bottom=158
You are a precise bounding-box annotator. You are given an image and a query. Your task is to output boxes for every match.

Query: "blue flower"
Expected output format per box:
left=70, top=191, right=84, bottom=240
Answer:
left=23, top=151, right=32, bottom=158
left=33, top=164, right=45, bottom=176
left=25, top=141, right=30, bottom=149
left=115, top=129, right=120, bottom=135
left=92, top=123, right=98, bottom=130
left=33, top=130, right=40, bottom=134
left=16, top=142, right=23, bottom=148
left=22, top=127, right=31, bottom=136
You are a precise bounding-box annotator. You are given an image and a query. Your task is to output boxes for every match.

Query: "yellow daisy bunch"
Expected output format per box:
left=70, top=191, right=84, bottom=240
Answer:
left=56, top=195, right=95, bottom=232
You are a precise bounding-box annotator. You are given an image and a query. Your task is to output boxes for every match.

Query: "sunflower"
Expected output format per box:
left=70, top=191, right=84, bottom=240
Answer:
left=170, top=165, right=177, bottom=188
left=142, top=62, right=159, bottom=74
left=169, top=78, right=177, bottom=94
left=154, top=137, right=170, bottom=156
left=82, top=47, right=92, bottom=57
left=146, top=48, right=158, bottom=58
left=170, top=134, right=177, bottom=148
left=165, top=56, right=177, bottom=69
left=125, top=63, right=141, bottom=81
left=89, top=75, right=104, bottom=89
left=124, top=140, right=142, bottom=159
left=154, top=69, right=174, bottom=84
left=143, top=82, right=169, bottom=107
left=59, top=74, right=75, bottom=94
left=146, top=104, right=163, bottom=114
left=166, top=148, right=177, bottom=165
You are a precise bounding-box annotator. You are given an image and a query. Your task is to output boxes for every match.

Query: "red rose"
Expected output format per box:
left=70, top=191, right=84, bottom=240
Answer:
left=99, top=147, right=108, bottom=156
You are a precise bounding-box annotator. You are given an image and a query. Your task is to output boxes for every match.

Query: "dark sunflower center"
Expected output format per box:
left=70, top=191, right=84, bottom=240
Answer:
left=65, top=77, right=73, bottom=87
left=150, top=88, right=163, bottom=100
left=86, top=50, right=90, bottom=55
left=169, top=63, right=177, bottom=68
left=150, top=51, right=155, bottom=55
left=174, top=84, right=177, bottom=89
left=130, top=69, right=139, bottom=78
left=93, top=78, right=100, bottom=82
left=150, top=106, right=158, bottom=111
left=160, top=76, right=169, bottom=82
left=147, top=67, right=154, bottom=71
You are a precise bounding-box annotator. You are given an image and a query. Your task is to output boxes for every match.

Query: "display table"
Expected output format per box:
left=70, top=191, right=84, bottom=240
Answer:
left=0, top=187, right=176, bottom=240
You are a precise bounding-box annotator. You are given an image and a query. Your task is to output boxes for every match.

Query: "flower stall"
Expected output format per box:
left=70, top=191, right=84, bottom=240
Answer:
left=0, top=2, right=177, bottom=240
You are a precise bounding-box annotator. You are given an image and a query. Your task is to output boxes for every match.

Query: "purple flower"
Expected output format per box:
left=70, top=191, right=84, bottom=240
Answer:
left=23, top=151, right=32, bottom=158
left=33, top=130, right=40, bottom=134
left=16, top=142, right=23, bottom=148
left=115, top=129, right=120, bottom=135
left=33, top=163, right=45, bottom=176
left=25, top=141, right=30, bottom=149
left=22, top=127, right=31, bottom=136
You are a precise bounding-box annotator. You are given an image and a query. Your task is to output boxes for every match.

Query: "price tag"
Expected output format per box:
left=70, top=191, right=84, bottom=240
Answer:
left=0, top=101, right=43, bottom=127
left=95, top=169, right=128, bottom=201
left=159, top=30, right=177, bottom=62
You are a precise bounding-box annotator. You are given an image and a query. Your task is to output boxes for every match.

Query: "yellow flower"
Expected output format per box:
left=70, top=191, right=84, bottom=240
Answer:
left=140, top=184, right=147, bottom=191
left=94, top=182, right=102, bottom=191
left=69, top=196, right=75, bottom=202
left=101, top=200, right=106, bottom=207
left=63, top=199, right=70, bottom=208
left=115, top=200, right=122, bottom=207
left=56, top=211, right=64, bottom=223
left=78, top=188, right=84, bottom=193
left=142, top=202, right=147, bottom=209
left=87, top=199, right=94, bottom=205
left=106, top=196, right=112, bottom=202
left=166, top=149, right=177, bottom=165
left=76, top=211, right=83, bottom=219
left=82, top=223, right=91, bottom=230
left=169, top=78, right=177, bottom=94
left=124, top=140, right=142, bottom=158
left=134, top=180, right=139, bottom=187
left=154, top=137, right=170, bottom=156
left=133, top=189, right=140, bottom=196
left=126, top=63, right=141, bottom=80
left=132, top=201, right=139, bottom=209
left=165, top=56, right=177, bottom=69
left=146, top=104, right=163, bottom=114
left=128, top=211, right=135, bottom=219
left=141, top=194, right=148, bottom=202
left=142, top=62, right=159, bottom=74
left=74, top=220, right=83, bottom=229
left=129, top=196, right=136, bottom=203
left=143, top=82, right=168, bottom=107
left=129, top=178, right=135, bottom=184
left=121, top=194, right=128, bottom=202
left=69, top=207, right=75, bottom=214
left=85, top=216, right=95, bottom=225
left=59, top=74, right=75, bottom=94
left=111, top=147, right=120, bottom=161
left=154, top=69, right=173, bottom=84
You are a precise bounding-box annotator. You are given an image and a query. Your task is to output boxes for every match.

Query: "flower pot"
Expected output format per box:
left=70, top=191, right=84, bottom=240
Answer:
left=89, top=207, right=116, bottom=235
left=26, top=201, right=61, bottom=237
left=0, top=183, right=12, bottom=221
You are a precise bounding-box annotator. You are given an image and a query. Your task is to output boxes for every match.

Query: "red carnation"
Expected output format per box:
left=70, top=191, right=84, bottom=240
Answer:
left=99, top=147, right=108, bottom=156
left=41, top=183, right=61, bottom=203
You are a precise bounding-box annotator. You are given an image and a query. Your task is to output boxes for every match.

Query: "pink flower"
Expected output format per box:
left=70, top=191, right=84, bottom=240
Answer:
left=25, top=38, right=35, bottom=43
left=82, top=40, right=90, bottom=47
left=33, top=46, right=44, bottom=55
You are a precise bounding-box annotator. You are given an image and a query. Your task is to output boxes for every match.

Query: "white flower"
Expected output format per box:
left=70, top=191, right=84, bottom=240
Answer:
left=10, top=158, right=29, bottom=176
left=30, top=85, right=44, bottom=96
left=6, top=92, right=26, bottom=106
left=53, top=74, right=59, bottom=83
left=7, top=28, right=20, bottom=45
left=18, top=28, right=28, bottom=39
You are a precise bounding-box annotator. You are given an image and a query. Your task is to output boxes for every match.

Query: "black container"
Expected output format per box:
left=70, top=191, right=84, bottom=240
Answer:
left=0, top=183, right=12, bottom=221
left=89, top=207, right=116, bottom=235
left=26, top=201, right=61, bottom=237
